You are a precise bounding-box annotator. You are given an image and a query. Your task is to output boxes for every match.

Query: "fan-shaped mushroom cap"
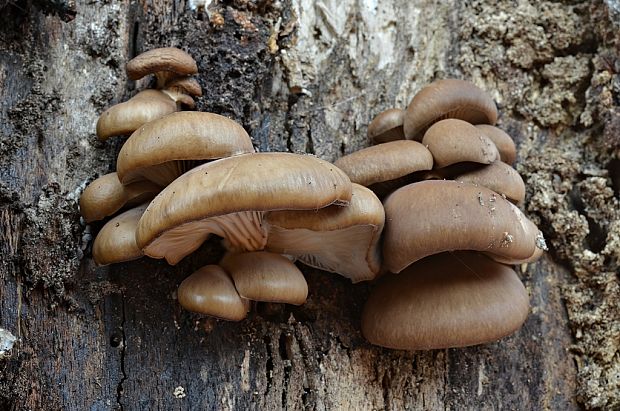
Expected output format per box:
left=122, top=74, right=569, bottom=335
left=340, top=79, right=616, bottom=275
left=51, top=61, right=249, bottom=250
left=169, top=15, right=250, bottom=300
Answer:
left=475, top=125, right=517, bottom=165
left=117, top=112, right=255, bottom=186
left=92, top=204, right=148, bottom=266
left=422, top=119, right=499, bottom=168
left=455, top=161, right=526, bottom=203
left=79, top=172, right=160, bottom=223
left=96, top=90, right=177, bottom=141
left=382, top=180, right=537, bottom=273
left=126, top=47, right=198, bottom=87
left=334, top=140, right=433, bottom=195
left=164, top=76, right=202, bottom=97
left=265, top=184, right=384, bottom=283
left=178, top=265, right=249, bottom=321
left=136, top=152, right=352, bottom=265
left=404, top=79, right=498, bottom=140
left=368, top=108, right=405, bottom=144
left=219, top=252, right=308, bottom=305
left=361, top=252, right=529, bottom=350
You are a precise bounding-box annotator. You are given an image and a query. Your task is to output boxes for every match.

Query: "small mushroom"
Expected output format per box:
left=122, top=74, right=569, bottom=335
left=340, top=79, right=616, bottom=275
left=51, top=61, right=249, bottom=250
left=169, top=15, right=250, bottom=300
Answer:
left=475, top=125, right=517, bottom=165
left=265, top=183, right=384, bottom=283
left=136, top=152, right=352, bottom=265
left=116, top=111, right=255, bottom=186
left=92, top=204, right=148, bottom=266
left=368, top=108, right=405, bottom=144
left=177, top=265, right=249, bottom=321
left=163, top=76, right=203, bottom=97
left=361, top=251, right=529, bottom=350
left=421, top=119, right=499, bottom=168
left=403, top=79, right=498, bottom=140
left=219, top=252, right=308, bottom=305
left=96, top=90, right=178, bottom=140
left=382, top=180, right=538, bottom=273
left=454, top=161, right=526, bottom=204
left=126, top=47, right=198, bottom=88
left=79, top=172, right=160, bottom=223
left=334, top=140, right=433, bottom=198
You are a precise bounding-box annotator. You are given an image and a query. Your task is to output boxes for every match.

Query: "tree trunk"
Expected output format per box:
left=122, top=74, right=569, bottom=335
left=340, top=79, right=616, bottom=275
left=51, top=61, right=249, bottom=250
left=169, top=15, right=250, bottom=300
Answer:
left=1, top=0, right=618, bottom=409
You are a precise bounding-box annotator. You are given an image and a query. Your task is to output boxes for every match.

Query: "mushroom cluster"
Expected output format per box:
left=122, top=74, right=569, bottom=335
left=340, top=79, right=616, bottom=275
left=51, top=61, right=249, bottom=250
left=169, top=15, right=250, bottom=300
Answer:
left=336, top=79, right=547, bottom=350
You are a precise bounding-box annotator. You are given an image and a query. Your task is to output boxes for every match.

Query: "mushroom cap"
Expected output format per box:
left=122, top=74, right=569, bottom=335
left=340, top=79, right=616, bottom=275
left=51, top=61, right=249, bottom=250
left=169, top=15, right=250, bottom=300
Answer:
left=455, top=161, right=526, bottom=204
left=136, top=152, right=352, bottom=264
left=334, top=140, right=433, bottom=187
left=368, top=108, right=405, bottom=144
left=361, top=252, right=530, bottom=350
left=475, top=125, right=517, bottom=165
left=126, top=47, right=198, bottom=81
left=403, top=79, right=498, bottom=140
left=219, top=252, right=308, bottom=305
left=92, top=204, right=148, bottom=266
left=116, top=111, right=255, bottom=186
left=79, top=172, right=160, bottom=223
left=421, top=119, right=499, bottom=168
left=177, top=265, right=248, bottom=321
left=164, top=76, right=203, bottom=97
left=96, top=90, right=177, bottom=140
left=265, top=183, right=384, bottom=283
left=382, top=180, right=536, bottom=273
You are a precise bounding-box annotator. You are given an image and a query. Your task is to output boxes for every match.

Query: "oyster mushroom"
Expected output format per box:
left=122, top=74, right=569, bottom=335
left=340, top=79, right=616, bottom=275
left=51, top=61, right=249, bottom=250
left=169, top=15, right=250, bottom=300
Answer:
left=382, top=180, right=539, bottom=273
left=361, top=251, right=529, bottom=350
left=116, top=111, right=255, bottom=186
left=79, top=172, right=160, bottom=222
left=92, top=204, right=148, bottom=266
left=265, top=183, right=384, bottom=283
left=403, top=79, right=498, bottom=140
left=334, top=140, right=433, bottom=198
left=136, top=152, right=352, bottom=265
left=126, top=47, right=198, bottom=88
left=368, top=108, right=405, bottom=144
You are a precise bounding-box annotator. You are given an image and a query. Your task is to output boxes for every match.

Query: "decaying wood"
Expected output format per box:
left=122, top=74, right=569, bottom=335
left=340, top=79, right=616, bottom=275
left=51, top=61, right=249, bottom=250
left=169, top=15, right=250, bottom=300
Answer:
left=1, top=0, right=619, bottom=409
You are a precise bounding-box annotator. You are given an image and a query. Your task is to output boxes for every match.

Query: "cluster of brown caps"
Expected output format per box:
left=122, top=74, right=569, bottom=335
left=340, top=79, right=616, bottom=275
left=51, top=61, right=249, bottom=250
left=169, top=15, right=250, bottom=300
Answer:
left=334, top=79, right=547, bottom=350
left=80, top=48, right=386, bottom=322
left=80, top=50, right=547, bottom=351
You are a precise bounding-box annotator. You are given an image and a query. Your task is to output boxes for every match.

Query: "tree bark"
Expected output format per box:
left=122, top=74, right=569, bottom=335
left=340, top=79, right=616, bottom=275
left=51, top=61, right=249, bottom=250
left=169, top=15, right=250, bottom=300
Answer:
left=1, top=0, right=618, bottom=409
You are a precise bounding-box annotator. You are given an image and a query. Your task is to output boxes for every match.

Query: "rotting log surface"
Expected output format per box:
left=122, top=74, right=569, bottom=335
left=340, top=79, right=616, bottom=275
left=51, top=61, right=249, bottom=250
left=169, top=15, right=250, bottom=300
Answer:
left=1, top=0, right=619, bottom=410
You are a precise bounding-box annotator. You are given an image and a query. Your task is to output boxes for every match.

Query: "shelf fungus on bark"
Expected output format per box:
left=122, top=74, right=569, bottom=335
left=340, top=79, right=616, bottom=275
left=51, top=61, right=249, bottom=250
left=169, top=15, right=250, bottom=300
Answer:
left=79, top=172, right=160, bottom=223
left=126, top=47, right=198, bottom=88
left=136, top=152, right=352, bottom=265
left=403, top=79, right=498, bottom=140
left=334, top=140, right=433, bottom=198
left=361, top=252, right=530, bottom=350
left=116, top=111, right=255, bottom=187
left=265, top=184, right=385, bottom=283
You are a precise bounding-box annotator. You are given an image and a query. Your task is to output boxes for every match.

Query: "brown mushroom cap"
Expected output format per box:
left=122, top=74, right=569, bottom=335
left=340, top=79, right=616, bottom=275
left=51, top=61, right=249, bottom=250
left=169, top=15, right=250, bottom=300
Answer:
left=136, top=152, right=352, bottom=265
left=219, top=252, right=308, bottom=305
left=382, top=180, right=536, bottom=273
left=265, top=183, right=384, bottom=283
left=361, top=251, right=529, bottom=350
left=79, top=172, right=160, bottom=223
left=475, top=125, right=517, bottom=165
left=403, top=79, right=498, bottom=140
left=164, top=76, right=203, bottom=97
left=455, top=161, right=526, bottom=203
left=421, top=119, right=499, bottom=168
left=96, top=90, right=178, bottom=141
left=92, top=204, right=147, bottom=266
left=126, top=47, right=198, bottom=86
left=117, top=111, right=255, bottom=186
left=368, top=108, right=405, bottom=144
left=334, top=140, right=433, bottom=188
left=177, top=265, right=249, bottom=321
